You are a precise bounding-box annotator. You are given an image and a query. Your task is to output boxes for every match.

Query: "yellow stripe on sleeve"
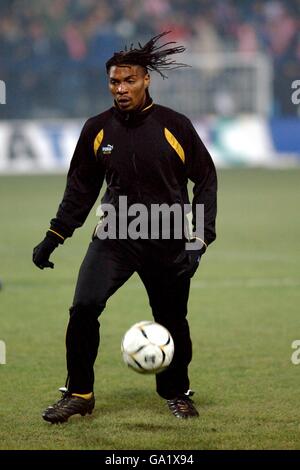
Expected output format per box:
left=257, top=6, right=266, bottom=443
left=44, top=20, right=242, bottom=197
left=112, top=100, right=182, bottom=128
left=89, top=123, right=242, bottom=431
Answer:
left=164, top=128, right=185, bottom=164
left=93, top=129, right=104, bottom=156
left=48, top=229, right=65, bottom=241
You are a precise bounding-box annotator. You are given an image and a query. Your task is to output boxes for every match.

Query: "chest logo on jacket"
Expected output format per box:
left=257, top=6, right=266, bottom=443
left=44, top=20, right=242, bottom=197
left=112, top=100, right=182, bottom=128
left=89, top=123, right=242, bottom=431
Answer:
left=102, top=144, right=114, bottom=155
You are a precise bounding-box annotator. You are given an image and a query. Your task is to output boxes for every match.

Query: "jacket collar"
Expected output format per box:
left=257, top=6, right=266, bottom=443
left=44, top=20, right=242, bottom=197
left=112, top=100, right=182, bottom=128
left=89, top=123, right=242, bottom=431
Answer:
left=112, top=94, right=154, bottom=125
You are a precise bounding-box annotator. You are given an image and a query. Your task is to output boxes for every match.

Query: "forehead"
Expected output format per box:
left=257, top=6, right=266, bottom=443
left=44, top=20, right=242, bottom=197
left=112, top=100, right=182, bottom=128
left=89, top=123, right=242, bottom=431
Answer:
left=109, top=64, right=145, bottom=79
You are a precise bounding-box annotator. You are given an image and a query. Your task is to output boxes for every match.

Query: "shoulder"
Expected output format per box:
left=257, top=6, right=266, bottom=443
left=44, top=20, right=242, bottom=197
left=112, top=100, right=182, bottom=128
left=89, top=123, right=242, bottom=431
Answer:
left=81, top=109, right=114, bottom=137
left=152, top=104, right=192, bottom=128
left=75, top=109, right=113, bottom=156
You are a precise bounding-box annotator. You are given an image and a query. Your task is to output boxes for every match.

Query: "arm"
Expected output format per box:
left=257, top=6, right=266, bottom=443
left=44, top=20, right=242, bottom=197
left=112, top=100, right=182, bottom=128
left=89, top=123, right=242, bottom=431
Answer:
left=185, top=120, right=217, bottom=248
left=33, top=121, right=105, bottom=269
left=50, top=121, right=105, bottom=240
left=176, top=119, right=217, bottom=279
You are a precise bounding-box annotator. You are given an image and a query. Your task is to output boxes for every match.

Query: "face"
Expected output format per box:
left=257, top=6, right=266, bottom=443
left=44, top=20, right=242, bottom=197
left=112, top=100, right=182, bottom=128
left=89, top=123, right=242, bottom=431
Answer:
left=109, top=65, right=150, bottom=111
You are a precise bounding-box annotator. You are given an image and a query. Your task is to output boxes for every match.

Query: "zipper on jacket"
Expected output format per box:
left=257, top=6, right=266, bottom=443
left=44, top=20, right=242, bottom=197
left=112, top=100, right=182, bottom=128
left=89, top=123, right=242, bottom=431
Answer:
left=132, top=152, right=142, bottom=199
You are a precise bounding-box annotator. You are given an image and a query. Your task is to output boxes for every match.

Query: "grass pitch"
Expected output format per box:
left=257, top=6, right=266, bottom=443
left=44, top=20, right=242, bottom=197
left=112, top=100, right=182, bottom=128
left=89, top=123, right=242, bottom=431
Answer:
left=0, top=169, right=300, bottom=450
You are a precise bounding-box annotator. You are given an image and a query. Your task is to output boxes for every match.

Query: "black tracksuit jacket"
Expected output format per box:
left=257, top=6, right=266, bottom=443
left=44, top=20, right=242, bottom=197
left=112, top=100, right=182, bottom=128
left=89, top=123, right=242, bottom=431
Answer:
left=50, top=98, right=217, bottom=246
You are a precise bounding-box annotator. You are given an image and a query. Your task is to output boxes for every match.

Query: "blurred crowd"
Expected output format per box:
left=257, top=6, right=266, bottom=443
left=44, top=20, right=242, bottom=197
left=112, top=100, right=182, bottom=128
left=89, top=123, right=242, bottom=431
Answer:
left=0, top=0, right=299, bottom=118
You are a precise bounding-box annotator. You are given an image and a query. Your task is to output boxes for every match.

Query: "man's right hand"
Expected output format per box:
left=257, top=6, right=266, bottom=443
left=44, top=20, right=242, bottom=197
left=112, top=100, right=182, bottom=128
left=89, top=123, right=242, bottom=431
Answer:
left=32, top=233, right=60, bottom=269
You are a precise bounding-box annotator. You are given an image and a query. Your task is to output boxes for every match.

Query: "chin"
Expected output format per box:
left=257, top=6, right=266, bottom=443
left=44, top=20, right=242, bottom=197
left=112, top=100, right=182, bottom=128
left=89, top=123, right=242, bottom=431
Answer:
left=118, top=103, right=132, bottom=111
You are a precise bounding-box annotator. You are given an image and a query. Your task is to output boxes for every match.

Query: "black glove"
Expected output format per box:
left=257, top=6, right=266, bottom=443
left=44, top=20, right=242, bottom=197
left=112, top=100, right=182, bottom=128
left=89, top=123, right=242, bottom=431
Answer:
left=177, top=238, right=207, bottom=279
left=32, top=232, right=61, bottom=269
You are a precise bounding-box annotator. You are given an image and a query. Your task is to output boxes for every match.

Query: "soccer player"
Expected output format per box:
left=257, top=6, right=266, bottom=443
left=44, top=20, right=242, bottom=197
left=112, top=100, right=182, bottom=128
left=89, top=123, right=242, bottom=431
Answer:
left=33, top=32, right=217, bottom=423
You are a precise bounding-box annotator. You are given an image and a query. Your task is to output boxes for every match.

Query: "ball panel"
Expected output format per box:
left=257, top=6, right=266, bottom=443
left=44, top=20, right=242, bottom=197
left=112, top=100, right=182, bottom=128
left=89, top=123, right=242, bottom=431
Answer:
left=142, top=323, right=170, bottom=345
left=121, top=326, right=149, bottom=354
left=133, top=344, right=164, bottom=372
left=122, top=351, right=145, bottom=373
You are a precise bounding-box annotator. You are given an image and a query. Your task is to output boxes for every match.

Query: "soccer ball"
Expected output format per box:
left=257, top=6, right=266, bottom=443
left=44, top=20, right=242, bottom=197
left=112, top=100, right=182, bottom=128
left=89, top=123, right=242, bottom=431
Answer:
left=121, top=321, right=174, bottom=374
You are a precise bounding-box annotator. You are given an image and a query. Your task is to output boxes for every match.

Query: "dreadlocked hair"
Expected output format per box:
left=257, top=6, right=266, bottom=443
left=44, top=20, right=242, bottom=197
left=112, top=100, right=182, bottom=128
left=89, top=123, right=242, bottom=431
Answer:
left=105, top=31, right=189, bottom=79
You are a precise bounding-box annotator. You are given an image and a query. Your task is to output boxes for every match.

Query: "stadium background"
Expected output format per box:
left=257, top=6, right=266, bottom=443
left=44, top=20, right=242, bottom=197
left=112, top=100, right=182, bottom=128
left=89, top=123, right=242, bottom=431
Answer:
left=0, top=0, right=300, bottom=451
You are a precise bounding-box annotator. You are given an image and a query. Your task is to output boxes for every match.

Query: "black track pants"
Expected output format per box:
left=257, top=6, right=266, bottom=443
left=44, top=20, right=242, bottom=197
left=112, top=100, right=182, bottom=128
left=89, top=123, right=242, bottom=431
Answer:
left=66, top=237, right=192, bottom=399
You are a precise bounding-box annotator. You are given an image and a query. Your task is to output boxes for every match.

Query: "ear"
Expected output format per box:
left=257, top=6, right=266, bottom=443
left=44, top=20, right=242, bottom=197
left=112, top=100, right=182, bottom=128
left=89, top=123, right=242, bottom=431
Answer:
left=144, top=73, right=150, bottom=89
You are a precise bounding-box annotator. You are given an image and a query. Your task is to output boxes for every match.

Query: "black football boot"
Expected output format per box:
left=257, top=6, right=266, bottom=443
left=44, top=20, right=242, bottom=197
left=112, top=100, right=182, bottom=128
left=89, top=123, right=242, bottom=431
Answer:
left=42, top=388, right=95, bottom=424
left=166, top=390, right=199, bottom=419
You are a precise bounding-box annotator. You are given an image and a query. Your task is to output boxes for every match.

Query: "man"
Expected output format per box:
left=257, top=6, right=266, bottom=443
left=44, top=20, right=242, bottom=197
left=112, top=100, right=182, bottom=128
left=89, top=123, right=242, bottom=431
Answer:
left=33, top=32, right=217, bottom=423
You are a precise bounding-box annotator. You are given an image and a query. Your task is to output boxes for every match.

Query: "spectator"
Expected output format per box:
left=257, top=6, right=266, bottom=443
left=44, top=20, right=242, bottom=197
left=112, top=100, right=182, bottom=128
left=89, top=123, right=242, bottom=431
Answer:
left=0, top=0, right=299, bottom=118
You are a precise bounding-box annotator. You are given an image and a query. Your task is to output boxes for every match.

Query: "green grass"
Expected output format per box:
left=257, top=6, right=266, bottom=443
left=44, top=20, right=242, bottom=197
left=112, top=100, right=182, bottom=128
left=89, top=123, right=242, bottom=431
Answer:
left=0, top=169, right=300, bottom=449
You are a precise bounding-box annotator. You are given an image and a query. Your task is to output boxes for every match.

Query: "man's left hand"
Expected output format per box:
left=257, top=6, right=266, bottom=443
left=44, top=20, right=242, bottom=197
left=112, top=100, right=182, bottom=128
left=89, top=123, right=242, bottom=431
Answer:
left=177, top=238, right=207, bottom=279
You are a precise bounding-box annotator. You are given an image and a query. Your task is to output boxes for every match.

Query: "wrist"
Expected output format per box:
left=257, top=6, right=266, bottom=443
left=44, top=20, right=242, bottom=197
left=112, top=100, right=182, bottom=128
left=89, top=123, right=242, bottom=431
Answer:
left=186, top=236, right=207, bottom=254
left=191, top=236, right=207, bottom=250
left=46, top=229, right=64, bottom=245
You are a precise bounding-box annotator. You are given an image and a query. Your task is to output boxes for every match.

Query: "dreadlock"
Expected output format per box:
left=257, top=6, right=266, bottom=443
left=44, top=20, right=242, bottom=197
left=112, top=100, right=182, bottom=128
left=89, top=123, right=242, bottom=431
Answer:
left=105, top=31, right=189, bottom=79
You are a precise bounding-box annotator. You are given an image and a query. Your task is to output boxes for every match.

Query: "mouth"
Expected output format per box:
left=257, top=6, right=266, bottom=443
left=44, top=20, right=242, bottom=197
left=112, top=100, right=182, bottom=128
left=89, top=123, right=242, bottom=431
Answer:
left=117, top=97, right=131, bottom=108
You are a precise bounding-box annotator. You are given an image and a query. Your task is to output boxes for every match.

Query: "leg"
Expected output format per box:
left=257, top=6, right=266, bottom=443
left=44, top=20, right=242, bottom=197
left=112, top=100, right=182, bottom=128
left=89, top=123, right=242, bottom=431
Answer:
left=66, top=238, right=138, bottom=393
left=138, top=242, right=192, bottom=399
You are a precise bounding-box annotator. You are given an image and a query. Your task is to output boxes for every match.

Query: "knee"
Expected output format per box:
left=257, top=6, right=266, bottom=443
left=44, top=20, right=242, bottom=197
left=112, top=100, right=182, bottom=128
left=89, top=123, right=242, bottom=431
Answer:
left=69, top=302, right=105, bottom=321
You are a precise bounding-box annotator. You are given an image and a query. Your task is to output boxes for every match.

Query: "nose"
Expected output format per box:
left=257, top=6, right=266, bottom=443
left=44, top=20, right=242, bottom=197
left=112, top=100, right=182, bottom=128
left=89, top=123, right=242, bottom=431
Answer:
left=116, top=83, right=127, bottom=94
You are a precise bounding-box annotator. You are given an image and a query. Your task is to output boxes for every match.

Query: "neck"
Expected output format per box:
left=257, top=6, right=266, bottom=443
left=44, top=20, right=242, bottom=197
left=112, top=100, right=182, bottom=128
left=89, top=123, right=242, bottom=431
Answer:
left=135, top=95, right=147, bottom=112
